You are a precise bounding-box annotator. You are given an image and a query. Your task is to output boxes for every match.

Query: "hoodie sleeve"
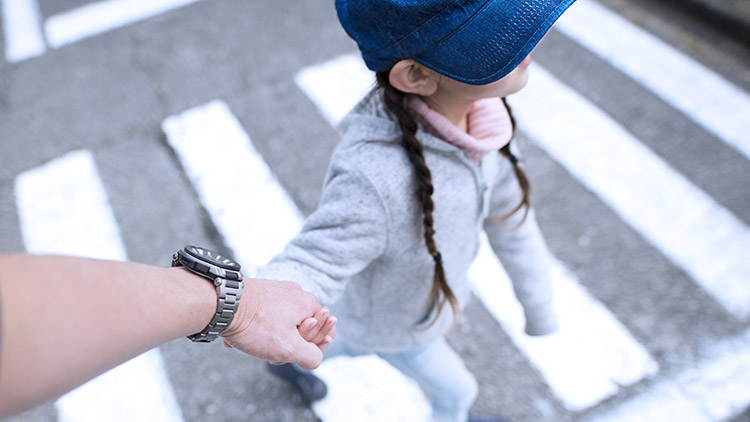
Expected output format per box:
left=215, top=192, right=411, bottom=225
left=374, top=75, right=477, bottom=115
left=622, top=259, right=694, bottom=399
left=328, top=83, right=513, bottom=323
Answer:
left=256, top=157, right=389, bottom=306
left=482, top=160, right=558, bottom=336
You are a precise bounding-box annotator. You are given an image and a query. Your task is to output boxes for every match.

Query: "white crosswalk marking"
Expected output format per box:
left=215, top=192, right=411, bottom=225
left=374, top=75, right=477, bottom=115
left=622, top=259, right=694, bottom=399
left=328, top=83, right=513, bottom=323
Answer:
left=45, top=0, right=201, bottom=48
left=162, top=100, right=303, bottom=275
left=56, top=351, right=183, bottom=422
left=294, top=54, right=658, bottom=411
left=313, top=356, right=431, bottom=422
left=13, top=150, right=184, bottom=422
left=510, top=64, right=750, bottom=320
left=556, top=0, right=750, bottom=160
left=295, top=54, right=376, bottom=125
left=471, top=237, right=657, bottom=411
left=1, top=0, right=46, bottom=62
left=15, top=150, right=127, bottom=260
left=1, top=0, right=200, bottom=62
left=588, top=328, right=750, bottom=422
left=162, top=101, right=433, bottom=422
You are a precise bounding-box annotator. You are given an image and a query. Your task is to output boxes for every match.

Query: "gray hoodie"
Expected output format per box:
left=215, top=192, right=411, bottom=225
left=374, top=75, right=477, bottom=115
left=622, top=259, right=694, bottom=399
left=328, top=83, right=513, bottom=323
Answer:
left=257, top=90, right=557, bottom=353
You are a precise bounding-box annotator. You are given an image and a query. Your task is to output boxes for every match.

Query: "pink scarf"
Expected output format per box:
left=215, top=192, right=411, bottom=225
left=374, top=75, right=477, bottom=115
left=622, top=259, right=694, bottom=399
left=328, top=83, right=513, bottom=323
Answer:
left=404, top=95, right=513, bottom=163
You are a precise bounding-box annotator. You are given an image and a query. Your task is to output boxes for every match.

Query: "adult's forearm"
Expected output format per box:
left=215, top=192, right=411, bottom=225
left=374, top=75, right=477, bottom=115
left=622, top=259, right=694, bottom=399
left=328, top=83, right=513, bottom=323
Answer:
left=0, top=254, right=215, bottom=417
left=0, top=253, right=335, bottom=419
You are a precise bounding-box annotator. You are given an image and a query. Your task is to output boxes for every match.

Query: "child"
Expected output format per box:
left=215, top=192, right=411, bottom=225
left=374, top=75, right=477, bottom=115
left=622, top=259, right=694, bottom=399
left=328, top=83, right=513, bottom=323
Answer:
left=262, top=0, right=575, bottom=421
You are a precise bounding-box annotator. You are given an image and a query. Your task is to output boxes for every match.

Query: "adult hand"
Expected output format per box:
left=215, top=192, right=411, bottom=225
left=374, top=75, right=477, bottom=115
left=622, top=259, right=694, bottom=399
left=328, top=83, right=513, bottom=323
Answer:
left=220, top=278, right=336, bottom=369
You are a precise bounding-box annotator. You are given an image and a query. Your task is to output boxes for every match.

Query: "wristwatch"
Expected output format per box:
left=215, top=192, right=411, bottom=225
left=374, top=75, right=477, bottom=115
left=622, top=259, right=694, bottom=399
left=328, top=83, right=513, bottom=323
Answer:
left=172, top=245, right=244, bottom=343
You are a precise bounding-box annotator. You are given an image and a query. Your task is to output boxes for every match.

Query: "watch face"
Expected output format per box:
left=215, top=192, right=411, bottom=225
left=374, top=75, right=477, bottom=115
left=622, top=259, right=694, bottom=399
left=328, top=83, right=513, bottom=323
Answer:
left=184, top=245, right=241, bottom=271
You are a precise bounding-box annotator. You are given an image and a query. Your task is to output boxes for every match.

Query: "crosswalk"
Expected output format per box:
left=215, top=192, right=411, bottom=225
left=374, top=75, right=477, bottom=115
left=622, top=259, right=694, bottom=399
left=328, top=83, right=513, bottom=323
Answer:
left=554, top=0, right=750, bottom=159
left=4, top=0, right=750, bottom=420
left=587, top=329, right=750, bottom=422
left=1, top=0, right=201, bottom=62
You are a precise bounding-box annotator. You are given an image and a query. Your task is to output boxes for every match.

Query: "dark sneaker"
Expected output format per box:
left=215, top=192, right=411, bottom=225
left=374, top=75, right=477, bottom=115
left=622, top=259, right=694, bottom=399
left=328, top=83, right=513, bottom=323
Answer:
left=267, top=363, right=328, bottom=402
left=468, top=413, right=510, bottom=422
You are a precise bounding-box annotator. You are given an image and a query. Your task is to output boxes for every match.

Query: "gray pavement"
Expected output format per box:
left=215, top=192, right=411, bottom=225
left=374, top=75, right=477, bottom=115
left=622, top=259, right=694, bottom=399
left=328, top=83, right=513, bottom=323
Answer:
left=659, top=0, right=750, bottom=45
left=1, top=0, right=749, bottom=421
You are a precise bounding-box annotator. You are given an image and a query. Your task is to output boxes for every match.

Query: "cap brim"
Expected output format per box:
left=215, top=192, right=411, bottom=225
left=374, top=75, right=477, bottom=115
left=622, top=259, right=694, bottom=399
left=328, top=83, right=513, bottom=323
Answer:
left=416, top=0, right=577, bottom=85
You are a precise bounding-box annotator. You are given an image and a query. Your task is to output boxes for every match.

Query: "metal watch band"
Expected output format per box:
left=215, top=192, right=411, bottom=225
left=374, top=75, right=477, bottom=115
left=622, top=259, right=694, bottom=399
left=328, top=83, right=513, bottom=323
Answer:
left=172, top=246, right=244, bottom=343
left=188, top=276, right=244, bottom=343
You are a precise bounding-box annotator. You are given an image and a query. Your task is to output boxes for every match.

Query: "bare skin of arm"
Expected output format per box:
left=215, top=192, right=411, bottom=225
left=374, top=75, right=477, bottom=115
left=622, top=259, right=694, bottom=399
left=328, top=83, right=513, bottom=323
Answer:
left=0, top=254, right=336, bottom=418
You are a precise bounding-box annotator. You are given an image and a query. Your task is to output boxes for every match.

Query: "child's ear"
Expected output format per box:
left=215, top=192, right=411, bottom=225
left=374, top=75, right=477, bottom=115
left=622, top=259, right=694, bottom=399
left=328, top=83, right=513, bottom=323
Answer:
left=389, top=60, right=439, bottom=96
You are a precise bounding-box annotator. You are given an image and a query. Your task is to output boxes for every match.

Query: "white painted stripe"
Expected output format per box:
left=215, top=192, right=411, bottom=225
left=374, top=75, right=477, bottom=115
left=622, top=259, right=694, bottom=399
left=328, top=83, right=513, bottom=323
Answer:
left=296, top=55, right=658, bottom=410
left=162, top=100, right=304, bottom=274
left=470, top=236, right=657, bottom=410
left=313, top=356, right=431, bottom=422
left=510, top=65, right=750, bottom=320
left=556, top=0, right=750, bottom=160
left=2, top=0, right=46, bottom=62
left=163, top=100, right=431, bottom=421
left=588, top=329, right=750, bottom=422
left=45, top=0, right=200, bottom=49
left=15, top=150, right=127, bottom=261
left=295, top=54, right=376, bottom=125
left=56, top=351, right=183, bottom=422
left=14, top=150, right=184, bottom=422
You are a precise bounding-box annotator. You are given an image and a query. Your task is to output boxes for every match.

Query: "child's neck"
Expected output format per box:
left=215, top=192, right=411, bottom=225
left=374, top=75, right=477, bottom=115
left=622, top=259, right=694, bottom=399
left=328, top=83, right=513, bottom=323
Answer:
left=422, top=94, right=474, bottom=133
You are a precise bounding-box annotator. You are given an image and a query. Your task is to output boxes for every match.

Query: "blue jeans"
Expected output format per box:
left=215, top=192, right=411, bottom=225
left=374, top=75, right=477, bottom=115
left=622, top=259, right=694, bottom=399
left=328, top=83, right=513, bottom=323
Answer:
left=320, top=335, right=478, bottom=422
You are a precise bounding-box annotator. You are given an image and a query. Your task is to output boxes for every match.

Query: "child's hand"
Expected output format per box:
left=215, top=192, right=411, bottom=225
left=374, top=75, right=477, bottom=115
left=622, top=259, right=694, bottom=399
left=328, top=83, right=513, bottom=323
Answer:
left=524, top=310, right=558, bottom=337
left=298, top=307, right=337, bottom=352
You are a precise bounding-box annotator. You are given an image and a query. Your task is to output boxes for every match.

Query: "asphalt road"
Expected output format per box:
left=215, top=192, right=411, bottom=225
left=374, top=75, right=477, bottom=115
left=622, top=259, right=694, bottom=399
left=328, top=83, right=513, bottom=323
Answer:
left=1, top=0, right=749, bottom=421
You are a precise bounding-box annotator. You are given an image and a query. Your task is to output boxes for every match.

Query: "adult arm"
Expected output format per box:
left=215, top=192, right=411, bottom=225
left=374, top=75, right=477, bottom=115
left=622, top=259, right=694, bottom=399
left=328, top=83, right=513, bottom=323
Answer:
left=0, top=253, right=335, bottom=418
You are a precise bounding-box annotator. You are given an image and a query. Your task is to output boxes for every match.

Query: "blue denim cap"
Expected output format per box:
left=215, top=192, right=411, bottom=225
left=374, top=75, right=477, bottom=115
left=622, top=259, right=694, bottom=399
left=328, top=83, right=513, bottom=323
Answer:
left=336, top=0, right=577, bottom=85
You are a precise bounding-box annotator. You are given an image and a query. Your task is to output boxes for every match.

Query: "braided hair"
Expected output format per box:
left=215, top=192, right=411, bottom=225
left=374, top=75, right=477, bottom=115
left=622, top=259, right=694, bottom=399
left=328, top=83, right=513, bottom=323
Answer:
left=375, top=71, right=531, bottom=329
left=497, top=98, right=531, bottom=228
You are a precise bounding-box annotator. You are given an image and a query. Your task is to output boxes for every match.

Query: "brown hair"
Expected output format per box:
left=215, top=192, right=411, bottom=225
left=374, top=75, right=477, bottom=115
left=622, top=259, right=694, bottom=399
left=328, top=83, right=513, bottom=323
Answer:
left=375, top=71, right=531, bottom=329
left=496, top=98, right=531, bottom=229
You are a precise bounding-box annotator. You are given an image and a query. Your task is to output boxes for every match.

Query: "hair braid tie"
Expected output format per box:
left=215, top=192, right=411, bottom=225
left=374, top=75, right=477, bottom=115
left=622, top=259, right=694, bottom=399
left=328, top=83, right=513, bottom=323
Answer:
left=507, top=150, right=519, bottom=165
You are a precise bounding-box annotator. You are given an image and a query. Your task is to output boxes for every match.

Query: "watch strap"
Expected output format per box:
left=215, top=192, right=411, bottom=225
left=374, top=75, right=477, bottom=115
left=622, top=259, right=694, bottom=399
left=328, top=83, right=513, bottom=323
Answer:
left=188, top=276, right=244, bottom=343
left=172, top=246, right=244, bottom=343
